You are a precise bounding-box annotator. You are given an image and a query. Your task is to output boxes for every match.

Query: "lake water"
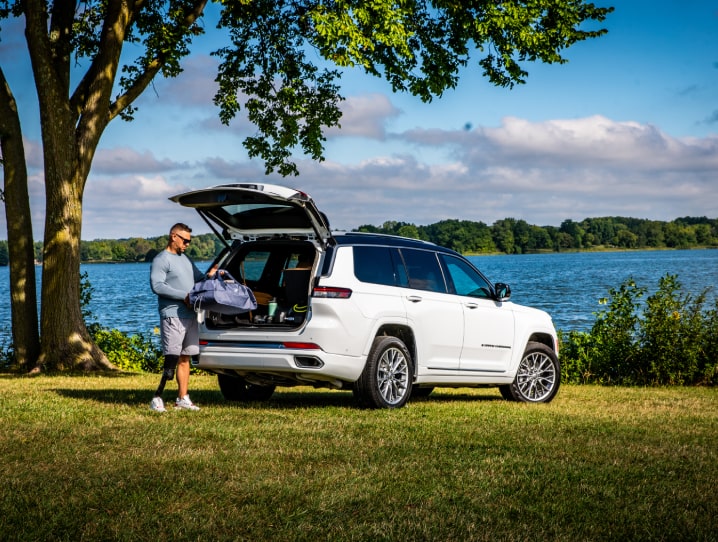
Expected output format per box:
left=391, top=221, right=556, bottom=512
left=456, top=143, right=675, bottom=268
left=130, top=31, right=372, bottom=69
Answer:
left=1, top=249, right=717, bottom=345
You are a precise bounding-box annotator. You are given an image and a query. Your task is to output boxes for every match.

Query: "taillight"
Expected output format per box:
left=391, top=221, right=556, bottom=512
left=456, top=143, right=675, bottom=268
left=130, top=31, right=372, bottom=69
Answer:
left=312, top=286, right=352, bottom=299
left=282, top=342, right=321, bottom=350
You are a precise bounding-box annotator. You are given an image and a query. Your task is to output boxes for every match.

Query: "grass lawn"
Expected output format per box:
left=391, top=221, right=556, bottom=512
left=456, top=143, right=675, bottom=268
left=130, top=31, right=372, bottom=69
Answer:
left=1, top=374, right=716, bottom=541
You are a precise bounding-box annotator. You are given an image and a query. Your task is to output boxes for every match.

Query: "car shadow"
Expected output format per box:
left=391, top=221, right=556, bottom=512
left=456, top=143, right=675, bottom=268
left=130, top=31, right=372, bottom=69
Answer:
left=52, top=387, right=505, bottom=409
left=50, top=387, right=354, bottom=409
left=411, top=391, right=504, bottom=404
left=50, top=387, right=207, bottom=407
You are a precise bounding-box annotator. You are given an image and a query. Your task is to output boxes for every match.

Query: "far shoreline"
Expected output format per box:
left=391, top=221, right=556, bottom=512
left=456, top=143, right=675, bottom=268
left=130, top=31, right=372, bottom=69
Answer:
left=1, top=245, right=715, bottom=267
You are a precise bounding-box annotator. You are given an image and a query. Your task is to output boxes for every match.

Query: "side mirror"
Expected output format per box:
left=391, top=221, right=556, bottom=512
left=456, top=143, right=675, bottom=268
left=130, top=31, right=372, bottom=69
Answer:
left=494, top=282, right=511, bottom=301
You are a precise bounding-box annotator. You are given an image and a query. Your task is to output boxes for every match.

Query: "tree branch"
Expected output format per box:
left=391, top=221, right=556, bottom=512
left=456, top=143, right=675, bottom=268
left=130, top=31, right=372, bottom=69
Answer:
left=49, top=0, right=77, bottom=95
left=70, top=0, right=135, bottom=122
left=107, top=0, right=208, bottom=122
left=23, top=0, right=61, bottom=105
left=0, top=65, right=15, bottom=137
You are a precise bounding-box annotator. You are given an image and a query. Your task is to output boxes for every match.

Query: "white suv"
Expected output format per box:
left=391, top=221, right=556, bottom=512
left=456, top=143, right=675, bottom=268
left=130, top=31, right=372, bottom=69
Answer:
left=172, top=183, right=560, bottom=408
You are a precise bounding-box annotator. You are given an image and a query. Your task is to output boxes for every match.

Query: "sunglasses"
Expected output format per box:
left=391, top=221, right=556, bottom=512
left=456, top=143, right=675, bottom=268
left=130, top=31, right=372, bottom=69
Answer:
left=174, top=233, right=191, bottom=245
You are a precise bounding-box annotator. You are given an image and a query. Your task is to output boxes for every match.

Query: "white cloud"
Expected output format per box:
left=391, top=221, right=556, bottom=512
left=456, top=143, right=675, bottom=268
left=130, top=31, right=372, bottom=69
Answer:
left=327, top=94, right=402, bottom=139
left=81, top=174, right=210, bottom=239
left=2, top=114, right=716, bottom=240
left=194, top=91, right=403, bottom=142
left=404, top=115, right=718, bottom=171
left=23, top=138, right=44, bottom=169
left=295, top=116, right=718, bottom=229
left=137, top=54, right=220, bottom=108
left=201, top=157, right=265, bottom=181
left=91, top=147, right=183, bottom=174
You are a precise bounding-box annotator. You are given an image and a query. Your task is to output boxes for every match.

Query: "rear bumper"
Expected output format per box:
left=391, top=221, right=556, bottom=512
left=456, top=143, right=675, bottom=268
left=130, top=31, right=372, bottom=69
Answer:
left=193, top=341, right=366, bottom=383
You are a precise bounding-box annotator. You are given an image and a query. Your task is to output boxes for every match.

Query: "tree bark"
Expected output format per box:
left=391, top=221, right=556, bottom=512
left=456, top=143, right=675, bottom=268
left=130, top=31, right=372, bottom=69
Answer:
left=0, top=67, right=40, bottom=371
left=30, top=67, right=115, bottom=371
left=31, top=79, right=114, bottom=371
left=23, top=1, right=115, bottom=371
left=14, top=0, right=204, bottom=370
left=35, top=161, right=114, bottom=371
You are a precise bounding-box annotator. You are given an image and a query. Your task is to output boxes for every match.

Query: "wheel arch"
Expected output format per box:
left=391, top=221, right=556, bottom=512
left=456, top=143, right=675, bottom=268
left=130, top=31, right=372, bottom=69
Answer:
left=508, top=331, right=559, bottom=375
left=374, top=323, right=417, bottom=374
left=527, top=332, right=557, bottom=354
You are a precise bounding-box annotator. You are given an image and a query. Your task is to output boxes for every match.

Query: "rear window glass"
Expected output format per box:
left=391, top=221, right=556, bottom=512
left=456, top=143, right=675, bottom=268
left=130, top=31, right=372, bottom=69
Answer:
left=241, top=251, right=270, bottom=281
left=353, top=246, right=406, bottom=286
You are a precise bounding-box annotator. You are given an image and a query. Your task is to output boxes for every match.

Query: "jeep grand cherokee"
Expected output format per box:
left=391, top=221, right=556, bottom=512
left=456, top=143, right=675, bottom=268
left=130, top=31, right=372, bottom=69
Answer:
left=171, top=183, right=560, bottom=408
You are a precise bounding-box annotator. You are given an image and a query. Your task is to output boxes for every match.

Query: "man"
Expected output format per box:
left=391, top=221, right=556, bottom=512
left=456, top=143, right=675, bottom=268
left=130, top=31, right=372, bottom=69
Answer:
left=149, top=223, right=209, bottom=412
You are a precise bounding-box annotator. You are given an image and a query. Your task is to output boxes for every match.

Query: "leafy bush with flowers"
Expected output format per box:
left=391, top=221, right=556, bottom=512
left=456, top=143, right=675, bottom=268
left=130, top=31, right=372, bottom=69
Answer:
left=560, top=274, right=718, bottom=385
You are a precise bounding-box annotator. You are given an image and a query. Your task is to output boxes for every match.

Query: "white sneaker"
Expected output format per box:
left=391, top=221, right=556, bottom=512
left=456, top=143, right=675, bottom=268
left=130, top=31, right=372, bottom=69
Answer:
left=175, top=395, right=200, bottom=411
left=150, top=396, right=167, bottom=413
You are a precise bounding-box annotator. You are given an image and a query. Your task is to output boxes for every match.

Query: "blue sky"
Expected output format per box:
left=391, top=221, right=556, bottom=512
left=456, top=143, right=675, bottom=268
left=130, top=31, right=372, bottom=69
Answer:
left=1, top=0, right=717, bottom=240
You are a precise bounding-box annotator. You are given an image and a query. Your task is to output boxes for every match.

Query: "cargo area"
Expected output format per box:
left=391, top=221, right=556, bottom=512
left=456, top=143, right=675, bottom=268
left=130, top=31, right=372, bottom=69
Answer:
left=203, top=240, right=317, bottom=330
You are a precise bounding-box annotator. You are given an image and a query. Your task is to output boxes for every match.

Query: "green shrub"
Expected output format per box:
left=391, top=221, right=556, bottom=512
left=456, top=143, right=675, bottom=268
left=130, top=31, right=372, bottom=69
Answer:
left=557, top=329, right=594, bottom=384
left=560, top=274, right=717, bottom=386
left=638, top=275, right=703, bottom=384
left=0, top=338, right=14, bottom=371
left=560, top=279, right=644, bottom=384
left=90, top=325, right=163, bottom=373
left=699, top=301, right=718, bottom=384
left=81, top=272, right=163, bottom=373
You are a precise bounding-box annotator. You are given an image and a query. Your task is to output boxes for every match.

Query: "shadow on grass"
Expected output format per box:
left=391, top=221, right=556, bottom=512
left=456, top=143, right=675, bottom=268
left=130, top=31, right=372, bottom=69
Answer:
left=0, top=370, right=147, bottom=379
left=50, top=386, right=504, bottom=409
left=418, top=390, right=504, bottom=404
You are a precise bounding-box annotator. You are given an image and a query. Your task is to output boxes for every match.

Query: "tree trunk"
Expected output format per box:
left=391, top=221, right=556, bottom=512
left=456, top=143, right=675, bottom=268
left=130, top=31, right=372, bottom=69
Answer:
left=0, top=68, right=40, bottom=371
left=20, top=0, right=206, bottom=371
left=34, top=167, right=115, bottom=372
left=33, top=126, right=114, bottom=372
left=27, top=63, right=114, bottom=372
left=21, top=1, right=117, bottom=372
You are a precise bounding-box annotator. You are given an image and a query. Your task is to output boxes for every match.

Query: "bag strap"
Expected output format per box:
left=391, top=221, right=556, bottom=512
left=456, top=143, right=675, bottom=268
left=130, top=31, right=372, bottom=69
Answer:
left=217, top=269, right=238, bottom=283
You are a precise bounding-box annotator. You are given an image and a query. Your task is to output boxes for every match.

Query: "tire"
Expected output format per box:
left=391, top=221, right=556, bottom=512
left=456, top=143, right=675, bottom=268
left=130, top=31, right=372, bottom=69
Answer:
left=501, top=342, right=560, bottom=403
left=354, top=336, right=413, bottom=409
left=498, top=384, right=514, bottom=401
left=217, top=373, right=276, bottom=402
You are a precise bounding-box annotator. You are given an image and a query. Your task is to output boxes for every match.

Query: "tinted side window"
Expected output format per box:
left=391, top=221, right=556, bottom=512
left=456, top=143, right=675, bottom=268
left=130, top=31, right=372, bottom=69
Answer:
left=400, top=249, right=446, bottom=293
left=439, top=254, right=492, bottom=298
left=354, top=246, right=400, bottom=286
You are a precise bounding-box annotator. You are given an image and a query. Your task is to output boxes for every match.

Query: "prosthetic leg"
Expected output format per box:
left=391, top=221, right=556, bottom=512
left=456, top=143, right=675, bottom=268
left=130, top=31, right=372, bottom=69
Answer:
left=155, top=355, right=179, bottom=397
left=150, top=355, right=179, bottom=412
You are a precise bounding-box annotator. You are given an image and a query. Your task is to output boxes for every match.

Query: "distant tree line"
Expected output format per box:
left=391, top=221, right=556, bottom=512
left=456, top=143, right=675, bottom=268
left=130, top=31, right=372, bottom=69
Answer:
left=0, top=233, right=222, bottom=266
left=357, top=216, right=718, bottom=254
left=0, top=216, right=716, bottom=266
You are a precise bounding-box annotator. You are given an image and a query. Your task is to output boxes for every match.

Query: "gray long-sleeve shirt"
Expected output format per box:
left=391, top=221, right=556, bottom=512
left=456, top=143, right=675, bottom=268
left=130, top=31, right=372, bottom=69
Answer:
left=150, top=249, right=205, bottom=319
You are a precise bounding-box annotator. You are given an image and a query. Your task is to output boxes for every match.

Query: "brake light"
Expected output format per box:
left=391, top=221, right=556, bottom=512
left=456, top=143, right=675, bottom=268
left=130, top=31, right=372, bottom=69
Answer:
left=282, top=342, right=321, bottom=350
left=200, top=339, right=320, bottom=350
left=312, top=286, right=352, bottom=299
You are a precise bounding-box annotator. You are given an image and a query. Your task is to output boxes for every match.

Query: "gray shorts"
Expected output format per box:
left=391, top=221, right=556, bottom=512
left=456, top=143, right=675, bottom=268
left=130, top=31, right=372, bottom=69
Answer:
left=160, top=317, right=199, bottom=357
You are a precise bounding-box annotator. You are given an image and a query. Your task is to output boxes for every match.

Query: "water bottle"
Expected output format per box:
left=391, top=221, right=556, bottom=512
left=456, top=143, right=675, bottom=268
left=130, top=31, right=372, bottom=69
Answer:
left=268, top=298, right=277, bottom=318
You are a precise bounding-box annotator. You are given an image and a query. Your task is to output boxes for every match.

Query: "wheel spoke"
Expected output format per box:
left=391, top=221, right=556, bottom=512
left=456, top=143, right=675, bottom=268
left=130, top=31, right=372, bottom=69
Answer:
left=516, top=352, right=556, bottom=401
left=377, top=347, right=409, bottom=404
